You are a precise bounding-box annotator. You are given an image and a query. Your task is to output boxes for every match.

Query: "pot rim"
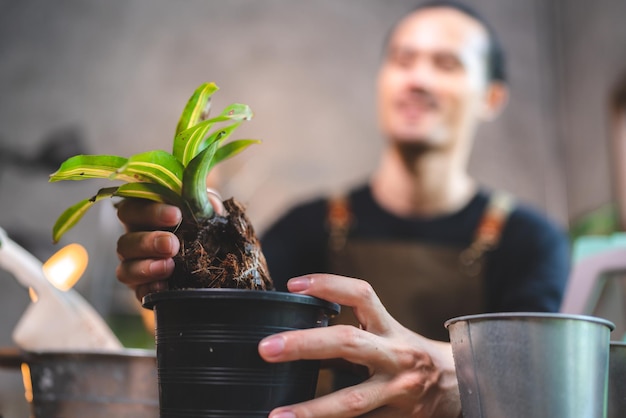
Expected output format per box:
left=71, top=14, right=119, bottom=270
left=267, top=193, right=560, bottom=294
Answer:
left=22, top=347, right=156, bottom=357
left=0, top=346, right=155, bottom=369
left=444, top=311, right=615, bottom=331
left=142, top=288, right=340, bottom=315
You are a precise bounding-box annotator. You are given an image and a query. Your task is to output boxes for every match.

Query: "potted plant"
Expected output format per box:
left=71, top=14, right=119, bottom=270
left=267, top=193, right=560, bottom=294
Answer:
left=50, top=82, right=339, bottom=417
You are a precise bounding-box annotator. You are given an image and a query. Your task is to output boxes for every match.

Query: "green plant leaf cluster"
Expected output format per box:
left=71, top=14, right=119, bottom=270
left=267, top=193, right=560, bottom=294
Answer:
left=49, top=82, right=260, bottom=243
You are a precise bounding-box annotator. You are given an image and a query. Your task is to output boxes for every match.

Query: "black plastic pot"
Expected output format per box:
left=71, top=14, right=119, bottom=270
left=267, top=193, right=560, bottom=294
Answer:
left=142, top=289, right=340, bottom=417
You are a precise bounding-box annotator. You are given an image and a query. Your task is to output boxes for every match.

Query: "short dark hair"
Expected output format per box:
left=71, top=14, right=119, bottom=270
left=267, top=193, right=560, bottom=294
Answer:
left=385, top=0, right=508, bottom=84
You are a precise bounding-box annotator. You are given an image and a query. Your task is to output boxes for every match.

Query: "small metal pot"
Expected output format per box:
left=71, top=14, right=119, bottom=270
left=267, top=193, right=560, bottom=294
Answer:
left=446, top=312, right=614, bottom=418
left=1, top=348, right=158, bottom=418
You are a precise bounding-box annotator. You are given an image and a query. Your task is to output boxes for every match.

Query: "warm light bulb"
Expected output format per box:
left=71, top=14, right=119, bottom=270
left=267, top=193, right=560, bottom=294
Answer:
left=42, top=243, right=88, bottom=291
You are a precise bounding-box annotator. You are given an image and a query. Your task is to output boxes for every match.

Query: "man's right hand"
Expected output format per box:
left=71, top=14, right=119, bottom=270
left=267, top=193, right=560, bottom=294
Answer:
left=115, top=199, right=182, bottom=301
left=115, top=189, right=227, bottom=300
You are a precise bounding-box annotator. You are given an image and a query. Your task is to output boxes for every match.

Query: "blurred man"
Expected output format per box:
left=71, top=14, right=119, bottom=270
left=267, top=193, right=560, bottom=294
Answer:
left=261, top=0, right=569, bottom=341
left=116, top=1, right=570, bottom=416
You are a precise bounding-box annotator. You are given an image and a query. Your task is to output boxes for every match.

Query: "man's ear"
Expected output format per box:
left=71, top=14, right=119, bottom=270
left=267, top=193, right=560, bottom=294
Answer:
left=481, top=81, right=509, bottom=121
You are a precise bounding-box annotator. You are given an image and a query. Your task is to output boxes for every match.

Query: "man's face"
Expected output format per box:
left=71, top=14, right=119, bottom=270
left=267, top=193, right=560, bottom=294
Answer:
left=377, top=7, right=494, bottom=150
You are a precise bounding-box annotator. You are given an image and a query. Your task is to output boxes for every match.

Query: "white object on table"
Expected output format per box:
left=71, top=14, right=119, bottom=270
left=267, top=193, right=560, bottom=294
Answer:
left=0, top=227, right=122, bottom=351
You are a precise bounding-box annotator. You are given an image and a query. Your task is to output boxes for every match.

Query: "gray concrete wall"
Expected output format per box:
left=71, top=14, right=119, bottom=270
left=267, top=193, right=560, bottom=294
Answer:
left=0, top=0, right=624, bottom=414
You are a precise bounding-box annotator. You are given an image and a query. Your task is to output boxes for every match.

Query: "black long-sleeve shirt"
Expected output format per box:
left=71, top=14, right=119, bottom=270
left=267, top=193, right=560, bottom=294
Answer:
left=261, top=183, right=570, bottom=313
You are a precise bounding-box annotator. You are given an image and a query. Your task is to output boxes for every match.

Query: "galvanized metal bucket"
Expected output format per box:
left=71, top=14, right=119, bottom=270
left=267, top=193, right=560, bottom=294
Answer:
left=609, top=341, right=626, bottom=418
left=14, top=349, right=158, bottom=418
left=445, top=312, right=614, bottom=418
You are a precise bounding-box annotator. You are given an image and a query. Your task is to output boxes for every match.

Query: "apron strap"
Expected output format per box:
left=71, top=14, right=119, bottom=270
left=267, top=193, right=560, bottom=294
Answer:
left=327, top=195, right=354, bottom=252
left=327, top=190, right=515, bottom=260
left=459, top=191, right=515, bottom=272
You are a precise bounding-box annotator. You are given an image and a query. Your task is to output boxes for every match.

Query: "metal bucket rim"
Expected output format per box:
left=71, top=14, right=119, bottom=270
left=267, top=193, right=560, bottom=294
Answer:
left=142, top=288, right=340, bottom=315
left=444, top=311, right=615, bottom=331
left=0, top=347, right=156, bottom=369
left=23, top=347, right=156, bottom=359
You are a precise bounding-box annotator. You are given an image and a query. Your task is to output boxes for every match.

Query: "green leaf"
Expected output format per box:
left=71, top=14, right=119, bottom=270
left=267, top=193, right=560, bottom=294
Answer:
left=175, top=82, right=219, bottom=137
left=113, top=183, right=187, bottom=209
left=182, top=141, right=220, bottom=219
left=115, top=150, right=184, bottom=194
left=173, top=103, right=253, bottom=166
left=49, top=155, right=132, bottom=182
left=50, top=82, right=262, bottom=243
left=52, top=182, right=189, bottom=243
left=52, top=187, right=119, bottom=243
left=214, top=139, right=261, bottom=166
left=220, top=103, right=253, bottom=121
left=172, top=118, right=216, bottom=167
left=197, top=121, right=242, bottom=154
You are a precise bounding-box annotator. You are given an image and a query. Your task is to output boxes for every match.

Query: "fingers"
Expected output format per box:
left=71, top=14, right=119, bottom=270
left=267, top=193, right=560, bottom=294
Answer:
left=116, top=199, right=182, bottom=232
left=206, top=188, right=226, bottom=216
left=287, top=274, right=394, bottom=334
left=117, top=230, right=179, bottom=261
left=259, top=325, right=390, bottom=369
left=116, top=230, right=179, bottom=300
left=261, top=274, right=399, bottom=369
left=117, top=258, right=174, bottom=301
left=134, top=279, right=170, bottom=301
left=268, top=379, right=388, bottom=418
left=116, top=257, right=175, bottom=285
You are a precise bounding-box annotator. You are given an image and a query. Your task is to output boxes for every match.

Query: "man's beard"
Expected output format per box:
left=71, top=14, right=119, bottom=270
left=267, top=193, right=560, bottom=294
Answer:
left=394, top=141, right=435, bottom=171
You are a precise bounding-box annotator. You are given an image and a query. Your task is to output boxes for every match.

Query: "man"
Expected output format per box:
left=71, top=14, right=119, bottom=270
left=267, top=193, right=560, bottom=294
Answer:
left=261, top=0, right=569, bottom=341
left=116, top=1, right=570, bottom=416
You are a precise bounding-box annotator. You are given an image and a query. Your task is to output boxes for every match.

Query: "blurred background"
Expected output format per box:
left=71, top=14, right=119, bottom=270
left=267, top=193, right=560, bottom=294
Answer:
left=1, top=0, right=625, bottom=414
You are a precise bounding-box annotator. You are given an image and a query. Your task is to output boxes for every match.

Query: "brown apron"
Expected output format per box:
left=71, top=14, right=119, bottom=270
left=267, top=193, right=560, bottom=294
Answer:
left=316, top=192, right=514, bottom=394
left=326, top=192, right=514, bottom=342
